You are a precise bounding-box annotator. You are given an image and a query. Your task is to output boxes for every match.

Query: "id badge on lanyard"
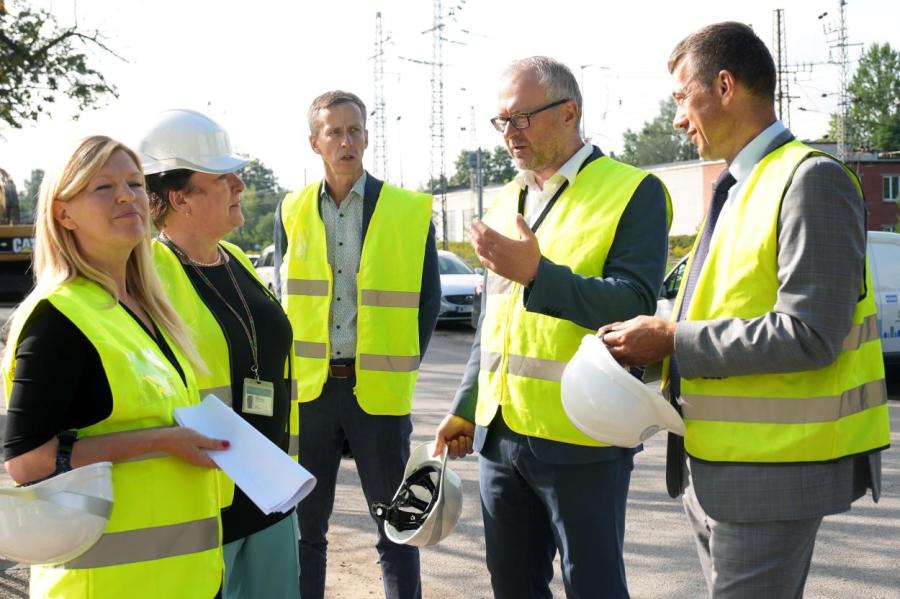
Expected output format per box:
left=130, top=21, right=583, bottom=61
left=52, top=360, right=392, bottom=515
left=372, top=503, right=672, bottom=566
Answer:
left=242, top=378, right=275, bottom=417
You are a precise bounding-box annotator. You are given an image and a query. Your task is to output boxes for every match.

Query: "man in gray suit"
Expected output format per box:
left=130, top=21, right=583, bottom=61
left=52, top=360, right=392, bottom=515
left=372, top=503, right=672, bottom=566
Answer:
left=600, top=22, right=890, bottom=598
left=433, top=56, right=670, bottom=598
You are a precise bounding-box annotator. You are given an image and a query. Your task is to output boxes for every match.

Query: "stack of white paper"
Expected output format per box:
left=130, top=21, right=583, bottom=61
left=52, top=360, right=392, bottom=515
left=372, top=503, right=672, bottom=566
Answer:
left=174, top=395, right=316, bottom=514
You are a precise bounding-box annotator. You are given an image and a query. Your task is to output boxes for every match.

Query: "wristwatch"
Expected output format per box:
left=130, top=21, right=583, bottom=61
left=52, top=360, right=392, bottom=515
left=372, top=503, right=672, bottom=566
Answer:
left=55, top=430, right=78, bottom=474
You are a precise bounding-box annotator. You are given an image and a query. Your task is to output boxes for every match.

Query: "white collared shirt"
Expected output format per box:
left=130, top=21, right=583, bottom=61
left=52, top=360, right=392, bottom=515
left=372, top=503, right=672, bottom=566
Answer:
left=515, top=143, right=593, bottom=227
left=719, top=121, right=787, bottom=218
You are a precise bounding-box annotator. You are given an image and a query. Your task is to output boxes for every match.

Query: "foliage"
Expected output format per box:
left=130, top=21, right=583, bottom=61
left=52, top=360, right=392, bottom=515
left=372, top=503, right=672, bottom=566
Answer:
left=223, top=159, right=285, bottom=251
left=449, top=146, right=518, bottom=187
left=18, top=168, right=44, bottom=224
left=620, top=98, right=699, bottom=166
left=446, top=241, right=480, bottom=269
left=829, top=43, right=900, bottom=152
left=0, top=0, right=120, bottom=129
left=668, top=234, right=696, bottom=264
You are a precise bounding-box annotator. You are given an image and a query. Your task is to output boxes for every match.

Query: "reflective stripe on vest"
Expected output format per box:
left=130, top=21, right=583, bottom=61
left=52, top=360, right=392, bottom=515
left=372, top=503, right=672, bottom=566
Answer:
left=281, top=180, right=432, bottom=415
left=476, top=157, right=670, bottom=445
left=666, top=140, right=890, bottom=464
left=1, top=278, right=223, bottom=598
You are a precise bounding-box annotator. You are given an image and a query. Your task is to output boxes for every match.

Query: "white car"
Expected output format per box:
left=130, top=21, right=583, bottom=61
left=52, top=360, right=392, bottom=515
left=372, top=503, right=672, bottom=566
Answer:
left=438, top=250, right=481, bottom=327
left=657, top=231, right=900, bottom=369
left=255, top=244, right=276, bottom=294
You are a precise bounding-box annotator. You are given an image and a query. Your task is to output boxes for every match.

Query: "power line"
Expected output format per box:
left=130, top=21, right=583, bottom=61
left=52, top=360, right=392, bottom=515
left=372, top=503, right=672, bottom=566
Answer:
left=430, top=0, right=448, bottom=249
left=821, top=0, right=861, bottom=159
left=372, top=12, right=388, bottom=181
left=773, top=9, right=791, bottom=128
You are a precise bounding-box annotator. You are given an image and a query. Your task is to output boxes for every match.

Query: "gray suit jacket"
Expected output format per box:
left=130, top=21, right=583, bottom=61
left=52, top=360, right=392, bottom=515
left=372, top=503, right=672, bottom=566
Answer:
left=674, top=129, right=883, bottom=522
left=451, top=154, right=670, bottom=464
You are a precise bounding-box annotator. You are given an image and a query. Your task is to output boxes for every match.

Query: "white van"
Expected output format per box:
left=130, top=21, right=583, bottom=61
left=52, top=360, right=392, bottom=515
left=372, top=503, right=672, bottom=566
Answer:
left=866, top=231, right=900, bottom=366
left=657, top=230, right=900, bottom=368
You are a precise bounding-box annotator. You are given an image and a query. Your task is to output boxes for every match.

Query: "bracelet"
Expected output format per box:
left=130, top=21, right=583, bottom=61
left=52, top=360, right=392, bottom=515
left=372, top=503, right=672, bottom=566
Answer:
left=54, top=430, right=77, bottom=475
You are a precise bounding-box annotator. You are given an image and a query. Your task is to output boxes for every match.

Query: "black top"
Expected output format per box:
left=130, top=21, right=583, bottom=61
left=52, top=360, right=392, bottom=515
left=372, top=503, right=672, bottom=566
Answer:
left=178, top=247, right=294, bottom=543
left=3, top=299, right=185, bottom=459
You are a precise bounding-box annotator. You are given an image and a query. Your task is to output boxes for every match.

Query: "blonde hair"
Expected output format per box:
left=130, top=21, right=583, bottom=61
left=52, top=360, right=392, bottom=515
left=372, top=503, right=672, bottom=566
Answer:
left=10, top=135, right=204, bottom=369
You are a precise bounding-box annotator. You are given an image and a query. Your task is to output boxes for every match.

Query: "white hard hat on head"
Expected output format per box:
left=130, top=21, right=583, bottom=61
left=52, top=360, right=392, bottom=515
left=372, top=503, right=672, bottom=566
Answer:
left=137, top=109, right=249, bottom=175
left=562, top=334, right=685, bottom=447
left=0, top=462, right=113, bottom=565
left=371, top=441, right=462, bottom=547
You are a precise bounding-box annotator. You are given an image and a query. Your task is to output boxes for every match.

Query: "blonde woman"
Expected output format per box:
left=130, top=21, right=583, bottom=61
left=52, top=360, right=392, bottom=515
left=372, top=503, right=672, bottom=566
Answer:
left=2, top=136, right=227, bottom=598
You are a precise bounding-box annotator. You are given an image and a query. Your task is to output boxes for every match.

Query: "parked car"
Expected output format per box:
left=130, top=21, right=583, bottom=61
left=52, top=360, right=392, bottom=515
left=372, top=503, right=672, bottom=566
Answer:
left=438, top=250, right=481, bottom=327
left=255, top=243, right=276, bottom=294
left=657, top=230, right=900, bottom=370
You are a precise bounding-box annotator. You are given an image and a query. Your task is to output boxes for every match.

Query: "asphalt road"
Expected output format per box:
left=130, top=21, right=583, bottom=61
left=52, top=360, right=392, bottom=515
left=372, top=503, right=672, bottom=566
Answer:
left=1, top=308, right=899, bottom=598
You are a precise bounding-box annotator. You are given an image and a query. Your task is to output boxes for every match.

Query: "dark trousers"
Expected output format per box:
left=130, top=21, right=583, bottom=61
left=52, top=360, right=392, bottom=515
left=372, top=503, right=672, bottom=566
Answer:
left=479, top=416, right=633, bottom=599
left=296, top=375, right=421, bottom=599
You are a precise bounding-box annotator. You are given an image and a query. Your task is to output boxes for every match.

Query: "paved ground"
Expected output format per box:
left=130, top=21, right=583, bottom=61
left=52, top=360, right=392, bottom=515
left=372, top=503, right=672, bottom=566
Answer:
left=1, top=306, right=899, bottom=597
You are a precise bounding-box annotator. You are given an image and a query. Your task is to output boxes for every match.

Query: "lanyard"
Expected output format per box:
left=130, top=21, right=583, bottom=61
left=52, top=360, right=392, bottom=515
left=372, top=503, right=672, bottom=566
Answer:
left=516, top=145, right=604, bottom=233
left=162, top=237, right=262, bottom=382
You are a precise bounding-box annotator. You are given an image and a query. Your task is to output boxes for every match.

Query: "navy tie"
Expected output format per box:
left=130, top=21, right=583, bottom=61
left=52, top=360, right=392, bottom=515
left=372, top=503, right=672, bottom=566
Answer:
left=665, top=168, right=737, bottom=498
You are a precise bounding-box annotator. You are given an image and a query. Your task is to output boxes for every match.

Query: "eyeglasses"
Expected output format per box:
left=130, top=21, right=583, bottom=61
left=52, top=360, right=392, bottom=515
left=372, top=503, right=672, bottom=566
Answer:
left=490, top=98, right=570, bottom=132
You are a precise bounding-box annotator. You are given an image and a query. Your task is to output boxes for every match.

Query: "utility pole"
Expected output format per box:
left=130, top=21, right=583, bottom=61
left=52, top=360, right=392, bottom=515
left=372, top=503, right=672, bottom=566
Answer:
left=372, top=12, right=388, bottom=181
left=467, top=149, right=483, bottom=218
left=772, top=9, right=791, bottom=128
left=429, top=0, right=448, bottom=249
left=822, top=0, right=857, bottom=160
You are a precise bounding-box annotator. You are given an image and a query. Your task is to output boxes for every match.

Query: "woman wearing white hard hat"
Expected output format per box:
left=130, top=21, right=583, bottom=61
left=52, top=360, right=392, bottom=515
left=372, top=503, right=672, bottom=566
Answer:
left=140, top=109, right=299, bottom=599
left=1, top=136, right=227, bottom=598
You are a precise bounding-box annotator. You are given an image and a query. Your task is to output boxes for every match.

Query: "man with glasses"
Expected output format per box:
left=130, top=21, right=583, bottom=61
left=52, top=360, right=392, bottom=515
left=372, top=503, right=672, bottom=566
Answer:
left=433, top=56, right=670, bottom=598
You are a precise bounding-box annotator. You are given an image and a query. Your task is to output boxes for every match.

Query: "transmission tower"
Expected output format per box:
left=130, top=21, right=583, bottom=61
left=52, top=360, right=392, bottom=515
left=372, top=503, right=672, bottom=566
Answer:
left=823, top=0, right=854, bottom=160
left=772, top=9, right=791, bottom=128
left=373, top=12, right=388, bottom=181
left=429, top=0, right=448, bottom=248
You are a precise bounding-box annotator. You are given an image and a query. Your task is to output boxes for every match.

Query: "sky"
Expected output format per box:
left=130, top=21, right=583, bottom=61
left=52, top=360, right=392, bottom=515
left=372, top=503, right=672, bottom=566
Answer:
left=1, top=0, right=898, bottom=192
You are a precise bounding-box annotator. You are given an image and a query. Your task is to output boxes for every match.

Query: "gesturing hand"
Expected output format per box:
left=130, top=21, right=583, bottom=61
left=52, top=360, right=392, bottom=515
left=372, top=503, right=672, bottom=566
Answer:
left=469, top=215, right=541, bottom=285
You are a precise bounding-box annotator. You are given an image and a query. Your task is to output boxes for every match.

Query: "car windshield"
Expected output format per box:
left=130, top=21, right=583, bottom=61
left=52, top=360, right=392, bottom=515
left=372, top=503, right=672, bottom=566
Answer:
left=438, top=254, right=474, bottom=275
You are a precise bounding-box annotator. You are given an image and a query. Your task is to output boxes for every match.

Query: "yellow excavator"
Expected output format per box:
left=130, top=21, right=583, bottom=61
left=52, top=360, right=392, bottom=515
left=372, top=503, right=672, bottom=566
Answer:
left=0, top=168, right=34, bottom=298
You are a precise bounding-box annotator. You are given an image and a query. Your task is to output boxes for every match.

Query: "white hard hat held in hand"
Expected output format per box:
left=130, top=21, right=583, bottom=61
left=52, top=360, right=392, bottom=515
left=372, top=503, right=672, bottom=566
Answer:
left=137, top=109, right=249, bottom=175
left=562, top=334, right=685, bottom=447
left=0, top=462, right=113, bottom=565
left=371, top=441, right=463, bottom=547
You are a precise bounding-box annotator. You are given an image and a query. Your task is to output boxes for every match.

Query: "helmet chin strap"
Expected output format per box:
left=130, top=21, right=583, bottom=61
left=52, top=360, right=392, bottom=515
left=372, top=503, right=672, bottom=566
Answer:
left=371, top=465, right=442, bottom=532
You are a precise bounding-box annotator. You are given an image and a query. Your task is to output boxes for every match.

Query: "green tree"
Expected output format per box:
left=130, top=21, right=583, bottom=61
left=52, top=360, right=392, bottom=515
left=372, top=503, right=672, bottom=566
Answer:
left=19, top=168, right=44, bottom=223
left=620, top=98, right=698, bottom=166
left=223, top=159, right=284, bottom=251
left=0, top=0, right=121, bottom=129
left=829, top=43, right=900, bottom=152
left=447, top=146, right=517, bottom=187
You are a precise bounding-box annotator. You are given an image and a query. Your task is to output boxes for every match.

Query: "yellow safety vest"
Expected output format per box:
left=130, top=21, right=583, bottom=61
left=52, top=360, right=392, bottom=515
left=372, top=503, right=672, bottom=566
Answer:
left=152, top=239, right=299, bottom=511
left=2, top=277, right=222, bottom=599
left=281, top=181, right=432, bottom=415
left=477, top=156, right=670, bottom=445
left=663, top=140, right=890, bottom=463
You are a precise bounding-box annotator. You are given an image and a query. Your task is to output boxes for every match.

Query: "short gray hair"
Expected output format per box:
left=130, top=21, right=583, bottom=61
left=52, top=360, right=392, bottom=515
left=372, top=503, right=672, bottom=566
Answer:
left=502, top=56, right=582, bottom=119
